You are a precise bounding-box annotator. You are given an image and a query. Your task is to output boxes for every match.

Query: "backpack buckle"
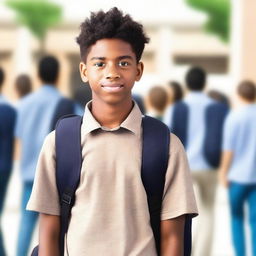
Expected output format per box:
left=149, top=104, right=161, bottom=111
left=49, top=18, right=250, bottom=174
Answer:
left=62, top=193, right=72, bottom=205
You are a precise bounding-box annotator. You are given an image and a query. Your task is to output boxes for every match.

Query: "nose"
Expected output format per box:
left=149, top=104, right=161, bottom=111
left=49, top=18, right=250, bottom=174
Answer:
left=105, top=64, right=120, bottom=79
left=106, top=73, right=121, bottom=79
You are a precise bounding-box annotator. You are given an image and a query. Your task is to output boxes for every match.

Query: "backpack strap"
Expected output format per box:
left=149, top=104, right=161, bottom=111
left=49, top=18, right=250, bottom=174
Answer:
left=141, top=116, right=170, bottom=255
left=204, top=102, right=229, bottom=168
left=142, top=115, right=192, bottom=256
left=171, top=101, right=189, bottom=147
left=53, top=114, right=192, bottom=256
left=55, top=114, right=83, bottom=255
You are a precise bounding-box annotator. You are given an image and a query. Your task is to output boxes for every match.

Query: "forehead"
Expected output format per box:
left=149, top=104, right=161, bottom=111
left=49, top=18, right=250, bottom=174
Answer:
left=86, top=39, right=136, bottom=61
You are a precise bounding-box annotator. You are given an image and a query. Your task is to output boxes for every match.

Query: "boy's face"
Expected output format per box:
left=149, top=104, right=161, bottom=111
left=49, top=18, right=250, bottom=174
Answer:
left=79, top=38, right=143, bottom=106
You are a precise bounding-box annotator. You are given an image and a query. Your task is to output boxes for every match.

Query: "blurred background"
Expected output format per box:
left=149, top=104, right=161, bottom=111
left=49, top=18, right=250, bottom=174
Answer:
left=0, top=0, right=255, bottom=255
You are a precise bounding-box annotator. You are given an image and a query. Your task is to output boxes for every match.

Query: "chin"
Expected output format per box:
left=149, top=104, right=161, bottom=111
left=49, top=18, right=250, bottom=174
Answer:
left=103, top=96, right=132, bottom=106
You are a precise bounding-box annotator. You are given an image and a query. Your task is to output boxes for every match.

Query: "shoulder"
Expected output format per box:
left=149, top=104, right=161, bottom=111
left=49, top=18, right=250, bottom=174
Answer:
left=222, top=110, right=241, bottom=131
left=0, top=103, right=16, bottom=120
left=18, top=91, right=38, bottom=109
left=44, top=130, right=56, bottom=147
left=226, top=109, right=240, bottom=121
left=0, top=102, right=16, bottom=112
left=170, top=133, right=185, bottom=155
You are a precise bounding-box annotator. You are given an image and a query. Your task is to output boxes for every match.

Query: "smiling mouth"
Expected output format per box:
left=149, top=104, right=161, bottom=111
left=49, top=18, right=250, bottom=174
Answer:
left=101, top=84, right=124, bottom=92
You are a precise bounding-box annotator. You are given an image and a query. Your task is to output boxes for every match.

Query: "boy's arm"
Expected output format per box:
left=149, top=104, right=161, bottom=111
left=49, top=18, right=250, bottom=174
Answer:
left=39, top=213, right=60, bottom=256
left=14, top=138, right=21, bottom=161
left=218, top=151, right=233, bottom=187
left=161, top=215, right=185, bottom=256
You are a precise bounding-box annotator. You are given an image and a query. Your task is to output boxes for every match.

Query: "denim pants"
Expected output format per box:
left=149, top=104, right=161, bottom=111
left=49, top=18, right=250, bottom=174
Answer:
left=16, top=182, right=38, bottom=256
left=0, top=170, right=12, bottom=256
left=228, top=182, right=256, bottom=256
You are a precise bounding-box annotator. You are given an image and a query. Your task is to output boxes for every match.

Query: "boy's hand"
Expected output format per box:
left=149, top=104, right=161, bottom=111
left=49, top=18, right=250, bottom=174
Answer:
left=218, top=151, right=233, bottom=188
left=218, top=170, right=229, bottom=188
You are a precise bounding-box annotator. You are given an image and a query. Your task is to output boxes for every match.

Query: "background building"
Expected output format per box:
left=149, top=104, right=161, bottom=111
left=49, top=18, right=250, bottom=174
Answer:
left=0, top=0, right=232, bottom=101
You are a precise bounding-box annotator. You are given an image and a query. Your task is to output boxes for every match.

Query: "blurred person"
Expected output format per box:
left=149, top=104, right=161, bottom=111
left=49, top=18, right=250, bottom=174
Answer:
left=73, top=81, right=92, bottom=108
left=167, top=81, right=183, bottom=103
left=145, top=85, right=168, bottom=121
left=0, top=67, right=16, bottom=256
left=219, top=80, right=256, bottom=256
left=15, top=74, right=32, bottom=99
left=15, top=56, right=83, bottom=256
left=163, top=81, right=184, bottom=127
left=132, top=93, right=145, bottom=114
left=170, top=67, right=229, bottom=256
left=208, top=89, right=230, bottom=107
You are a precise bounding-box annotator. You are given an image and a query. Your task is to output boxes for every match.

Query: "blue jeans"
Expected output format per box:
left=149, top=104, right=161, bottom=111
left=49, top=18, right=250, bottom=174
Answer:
left=0, top=170, right=12, bottom=256
left=16, top=182, right=38, bottom=256
left=228, top=182, right=256, bottom=256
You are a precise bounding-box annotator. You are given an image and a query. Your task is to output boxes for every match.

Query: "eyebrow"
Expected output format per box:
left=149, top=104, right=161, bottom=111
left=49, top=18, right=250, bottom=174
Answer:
left=90, top=55, right=133, bottom=61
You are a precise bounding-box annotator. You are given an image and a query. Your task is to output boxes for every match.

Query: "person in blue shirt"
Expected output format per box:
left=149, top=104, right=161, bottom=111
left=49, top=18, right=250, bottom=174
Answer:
left=15, top=56, right=83, bottom=256
left=15, top=74, right=32, bottom=99
left=145, top=85, right=168, bottom=121
left=169, top=67, right=228, bottom=256
left=0, top=67, right=16, bottom=256
left=163, top=81, right=184, bottom=127
left=219, top=80, right=256, bottom=256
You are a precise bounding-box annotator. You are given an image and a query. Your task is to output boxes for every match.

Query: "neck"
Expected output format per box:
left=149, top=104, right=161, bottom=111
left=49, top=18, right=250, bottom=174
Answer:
left=239, top=97, right=254, bottom=105
left=91, top=99, right=133, bottom=129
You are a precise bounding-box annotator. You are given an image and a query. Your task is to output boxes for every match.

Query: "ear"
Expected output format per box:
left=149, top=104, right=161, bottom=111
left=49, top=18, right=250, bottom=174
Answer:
left=79, top=62, right=88, bottom=83
left=135, top=62, right=144, bottom=82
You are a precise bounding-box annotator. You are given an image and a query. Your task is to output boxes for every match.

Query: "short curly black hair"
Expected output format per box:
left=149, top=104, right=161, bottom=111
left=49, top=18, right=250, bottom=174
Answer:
left=76, top=7, right=149, bottom=62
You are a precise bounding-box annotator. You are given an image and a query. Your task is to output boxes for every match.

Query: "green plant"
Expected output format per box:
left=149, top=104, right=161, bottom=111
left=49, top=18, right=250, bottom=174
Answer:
left=186, top=0, right=231, bottom=42
left=6, top=0, right=62, bottom=40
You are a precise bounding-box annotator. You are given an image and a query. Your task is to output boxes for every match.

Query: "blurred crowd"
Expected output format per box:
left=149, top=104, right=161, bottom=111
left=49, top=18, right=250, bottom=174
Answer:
left=0, top=56, right=256, bottom=256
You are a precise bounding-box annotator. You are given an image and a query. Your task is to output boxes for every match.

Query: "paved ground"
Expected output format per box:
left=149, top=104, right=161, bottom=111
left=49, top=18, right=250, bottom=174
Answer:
left=1, top=162, right=251, bottom=256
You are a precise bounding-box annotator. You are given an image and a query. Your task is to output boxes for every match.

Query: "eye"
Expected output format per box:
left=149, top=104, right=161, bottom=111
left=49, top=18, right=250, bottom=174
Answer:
left=119, top=61, right=129, bottom=67
left=94, top=62, right=105, bottom=67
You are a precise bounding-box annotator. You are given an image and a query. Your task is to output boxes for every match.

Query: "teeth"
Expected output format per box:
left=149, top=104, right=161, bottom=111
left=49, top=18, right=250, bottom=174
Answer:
left=104, top=86, right=121, bottom=88
left=102, top=86, right=123, bottom=92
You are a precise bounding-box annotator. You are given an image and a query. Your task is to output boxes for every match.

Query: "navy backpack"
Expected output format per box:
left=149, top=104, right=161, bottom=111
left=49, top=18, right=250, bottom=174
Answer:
left=31, top=115, right=192, bottom=256
left=172, top=101, right=229, bottom=168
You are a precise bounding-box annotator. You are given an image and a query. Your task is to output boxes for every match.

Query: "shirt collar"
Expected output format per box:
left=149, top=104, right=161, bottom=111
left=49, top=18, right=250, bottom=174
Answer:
left=185, top=91, right=207, bottom=100
left=82, top=101, right=142, bottom=137
left=40, top=84, right=58, bottom=93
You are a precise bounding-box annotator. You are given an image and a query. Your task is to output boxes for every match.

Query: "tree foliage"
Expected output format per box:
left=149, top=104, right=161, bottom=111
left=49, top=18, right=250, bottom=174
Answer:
left=6, top=0, right=62, bottom=40
left=186, top=0, right=231, bottom=42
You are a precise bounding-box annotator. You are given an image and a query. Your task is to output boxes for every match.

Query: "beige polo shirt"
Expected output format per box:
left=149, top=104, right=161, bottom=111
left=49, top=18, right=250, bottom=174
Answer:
left=27, top=102, right=198, bottom=256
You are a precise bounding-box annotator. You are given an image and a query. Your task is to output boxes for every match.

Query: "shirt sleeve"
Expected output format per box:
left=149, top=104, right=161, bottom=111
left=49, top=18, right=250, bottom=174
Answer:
left=222, top=112, right=236, bottom=151
left=26, top=131, right=60, bottom=215
left=161, top=134, right=198, bottom=220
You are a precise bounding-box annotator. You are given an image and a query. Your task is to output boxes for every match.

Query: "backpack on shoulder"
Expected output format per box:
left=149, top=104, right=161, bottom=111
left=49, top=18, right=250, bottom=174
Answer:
left=31, top=115, right=192, bottom=256
left=172, top=101, right=229, bottom=168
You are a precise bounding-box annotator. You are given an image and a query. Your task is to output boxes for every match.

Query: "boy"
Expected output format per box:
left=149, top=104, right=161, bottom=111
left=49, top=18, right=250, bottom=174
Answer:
left=168, top=67, right=228, bottom=256
left=219, top=80, right=256, bottom=256
left=15, top=56, right=83, bottom=256
left=27, top=8, right=197, bottom=256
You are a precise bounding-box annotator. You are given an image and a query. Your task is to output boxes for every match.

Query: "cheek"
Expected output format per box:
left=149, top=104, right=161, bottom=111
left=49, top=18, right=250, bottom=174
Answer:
left=87, top=69, right=101, bottom=81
